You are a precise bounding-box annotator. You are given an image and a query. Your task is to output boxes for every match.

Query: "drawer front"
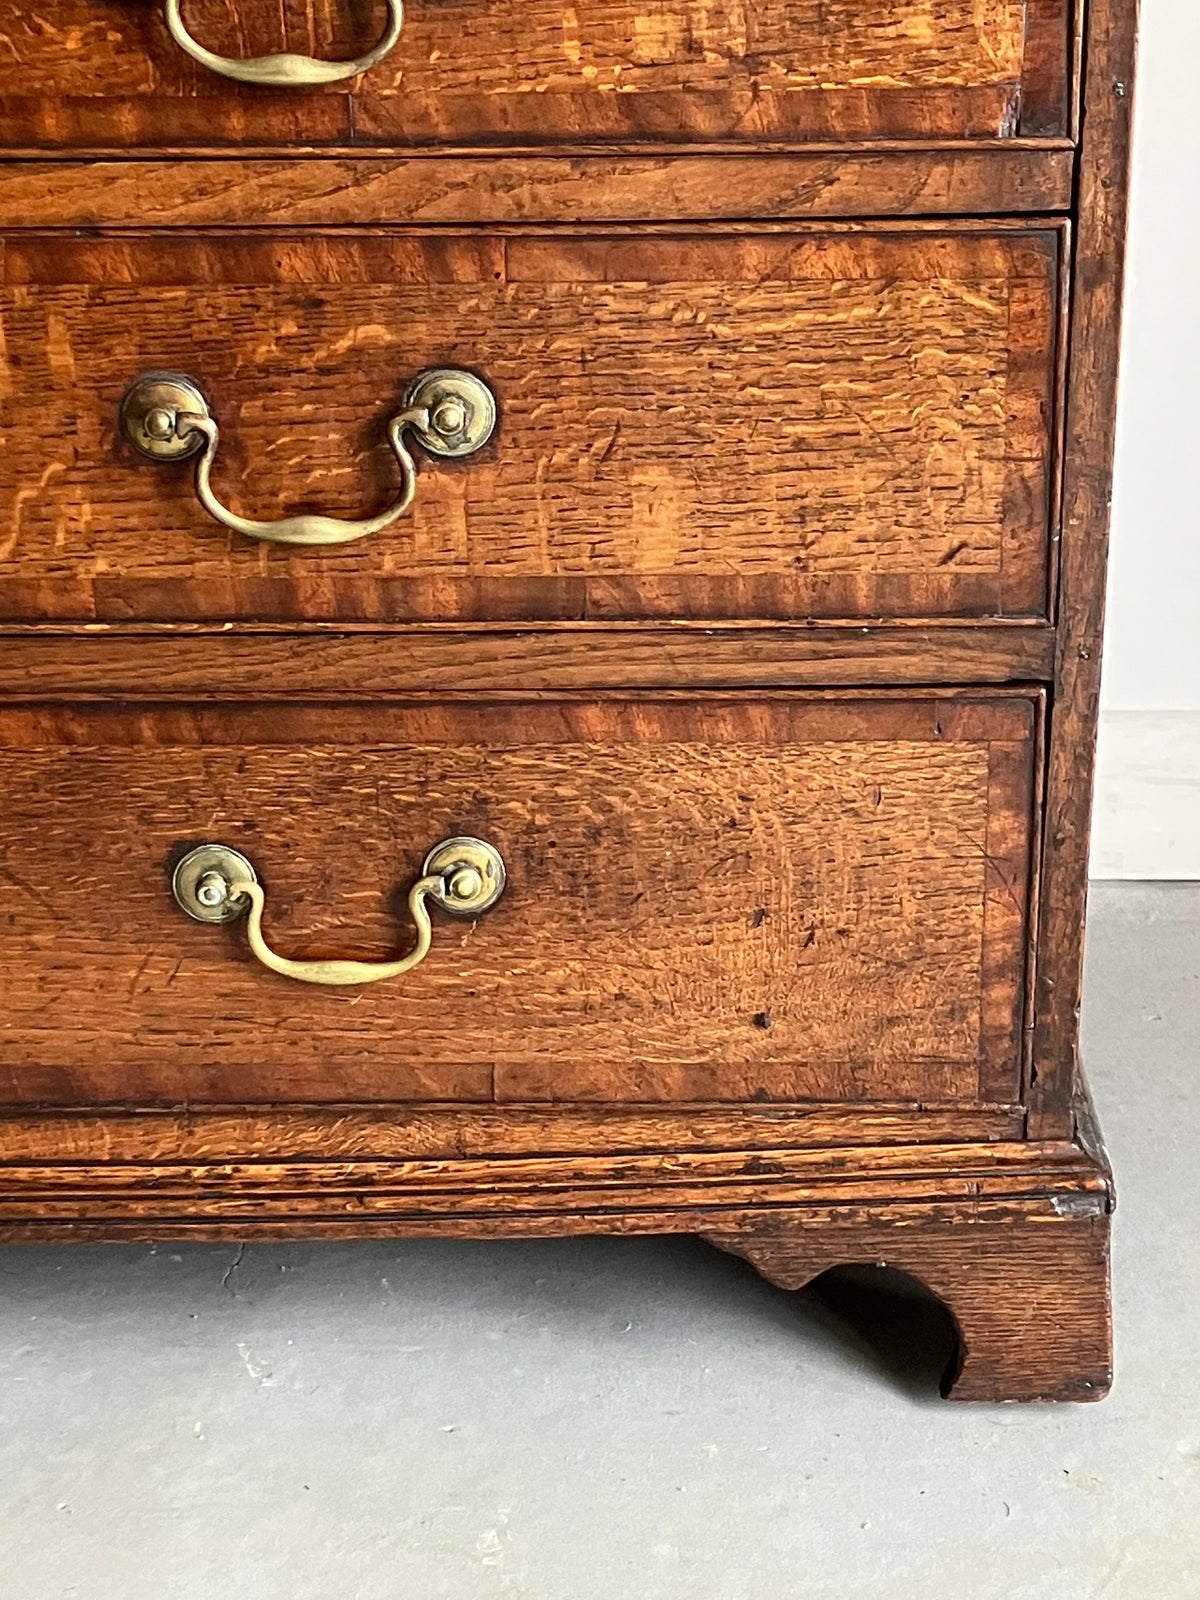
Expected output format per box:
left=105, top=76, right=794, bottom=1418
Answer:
left=1, top=226, right=1061, bottom=624
left=0, top=2, right=1072, bottom=149
left=0, top=693, right=1038, bottom=1108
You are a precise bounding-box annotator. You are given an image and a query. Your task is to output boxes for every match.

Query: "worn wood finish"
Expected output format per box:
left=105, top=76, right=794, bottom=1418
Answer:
left=0, top=0, right=1133, bottom=1403
left=0, top=224, right=1062, bottom=624
left=0, top=1103, right=1025, bottom=1163
left=1028, top=0, right=1139, bottom=1138
left=0, top=147, right=1076, bottom=226
left=0, top=1140, right=1106, bottom=1219
left=709, top=1198, right=1112, bottom=1402
left=0, top=692, right=1038, bottom=1107
left=0, top=623, right=1057, bottom=696
left=0, top=1, right=1073, bottom=149
left=0, top=1100, right=1113, bottom=1404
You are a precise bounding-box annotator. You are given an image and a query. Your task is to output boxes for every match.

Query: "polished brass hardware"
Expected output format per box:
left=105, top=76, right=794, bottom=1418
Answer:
left=172, top=837, right=505, bottom=987
left=120, top=368, right=496, bottom=548
left=172, top=843, right=260, bottom=924
left=119, top=372, right=211, bottom=464
left=163, top=0, right=404, bottom=86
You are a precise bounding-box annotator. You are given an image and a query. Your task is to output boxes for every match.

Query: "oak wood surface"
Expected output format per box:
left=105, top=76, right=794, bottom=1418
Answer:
left=0, top=623, right=1057, bottom=696
left=710, top=1203, right=1112, bottom=1401
left=0, top=1096, right=1113, bottom=1406
left=0, top=1103, right=1025, bottom=1162
left=1027, top=0, right=1139, bottom=1137
left=0, top=692, right=1037, bottom=1108
left=0, top=1137, right=1104, bottom=1207
left=0, top=0, right=1073, bottom=148
left=0, top=147, right=1076, bottom=226
left=0, top=224, right=1062, bottom=624
left=0, top=0, right=1132, bottom=1407
left=0, top=1148, right=1105, bottom=1220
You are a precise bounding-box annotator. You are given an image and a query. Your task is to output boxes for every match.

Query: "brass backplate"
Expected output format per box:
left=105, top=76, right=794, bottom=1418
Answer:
left=120, top=372, right=211, bottom=462
left=405, top=369, right=497, bottom=459
left=422, top=836, right=507, bottom=915
left=172, top=843, right=258, bottom=923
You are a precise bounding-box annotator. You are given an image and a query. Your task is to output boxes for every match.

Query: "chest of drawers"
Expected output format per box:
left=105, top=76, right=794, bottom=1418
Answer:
left=0, top=0, right=1135, bottom=1401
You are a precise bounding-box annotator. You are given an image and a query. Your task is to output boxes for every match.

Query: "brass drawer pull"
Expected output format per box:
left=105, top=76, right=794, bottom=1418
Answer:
left=163, top=0, right=405, bottom=87
left=120, top=368, right=495, bottom=548
left=172, top=837, right=505, bottom=987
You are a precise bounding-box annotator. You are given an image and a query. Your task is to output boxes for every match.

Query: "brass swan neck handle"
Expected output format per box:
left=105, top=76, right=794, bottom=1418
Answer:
left=172, top=838, right=506, bottom=987
left=163, top=0, right=405, bottom=87
left=120, top=368, right=496, bottom=549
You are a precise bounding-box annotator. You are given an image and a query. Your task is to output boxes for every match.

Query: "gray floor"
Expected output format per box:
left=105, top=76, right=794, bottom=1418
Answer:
left=1, top=884, right=1197, bottom=1599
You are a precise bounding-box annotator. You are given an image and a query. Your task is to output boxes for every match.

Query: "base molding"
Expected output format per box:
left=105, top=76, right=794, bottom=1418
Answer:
left=0, top=1098, right=1113, bottom=1402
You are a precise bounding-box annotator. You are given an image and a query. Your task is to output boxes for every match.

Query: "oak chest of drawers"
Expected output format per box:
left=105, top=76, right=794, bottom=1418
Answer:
left=0, top=0, right=1136, bottom=1400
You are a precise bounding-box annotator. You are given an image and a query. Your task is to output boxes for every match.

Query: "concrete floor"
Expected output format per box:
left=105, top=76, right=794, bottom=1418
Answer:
left=0, top=883, right=1196, bottom=1599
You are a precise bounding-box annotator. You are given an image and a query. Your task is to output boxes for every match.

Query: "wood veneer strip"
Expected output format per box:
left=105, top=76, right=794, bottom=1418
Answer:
left=0, top=627, right=1057, bottom=696
left=0, top=1103, right=1024, bottom=1162
left=0, top=150, right=1074, bottom=226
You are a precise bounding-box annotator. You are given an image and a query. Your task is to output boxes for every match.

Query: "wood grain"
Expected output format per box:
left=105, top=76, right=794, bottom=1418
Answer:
left=0, top=692, right=1037, bottom=1108
left=0, top=0, right=1071, bottom=148
left=0, top=1097, right=1113, bottom=1406
left=0, top=1103, right=1025, bottom=1163
left=0, top=1140, right=1105, bottom=1212
left=0, top=0, right=1129, bottom=1407
left=0, top=623, right=1058, bottom=696
left=711, top=1204, right=1112, bottom=1401
left=1029, top=0, right=1139, bottom=1137
left=0, top=225, right=1062, bottom=624
left=0, top=148, right=1076, bottom=226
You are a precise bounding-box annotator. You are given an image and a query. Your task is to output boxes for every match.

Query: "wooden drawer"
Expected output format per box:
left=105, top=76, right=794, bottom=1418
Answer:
left=1, top=224, right=1062, bottom=624
left=0, top=1, right=1075, bottom=150
left=0, top=691, right=1039, bottom=1109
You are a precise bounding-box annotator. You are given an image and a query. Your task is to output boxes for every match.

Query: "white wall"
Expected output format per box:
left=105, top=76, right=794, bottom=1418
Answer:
left=1093, top=0, right=1200, bottom=877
